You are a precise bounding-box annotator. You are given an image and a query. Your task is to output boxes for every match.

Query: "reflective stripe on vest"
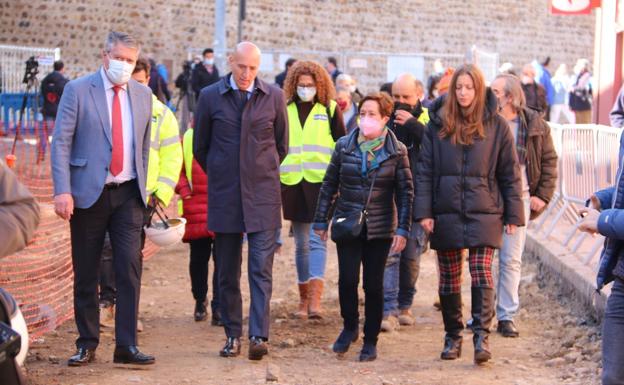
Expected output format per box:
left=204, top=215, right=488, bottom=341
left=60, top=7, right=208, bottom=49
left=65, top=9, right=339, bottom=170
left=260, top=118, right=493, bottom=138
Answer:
left=280, top=100, right=336, bottom=185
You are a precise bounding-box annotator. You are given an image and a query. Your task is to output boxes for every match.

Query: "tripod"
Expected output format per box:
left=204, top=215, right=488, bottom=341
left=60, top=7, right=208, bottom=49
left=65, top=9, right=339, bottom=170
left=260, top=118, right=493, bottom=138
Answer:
left=10, top=72, right=40, bottom=163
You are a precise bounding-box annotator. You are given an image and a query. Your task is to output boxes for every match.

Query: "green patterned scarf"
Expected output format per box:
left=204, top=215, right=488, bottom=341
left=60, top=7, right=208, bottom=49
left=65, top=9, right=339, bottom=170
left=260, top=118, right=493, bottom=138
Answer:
left=358, top=127, right=388, bottom=176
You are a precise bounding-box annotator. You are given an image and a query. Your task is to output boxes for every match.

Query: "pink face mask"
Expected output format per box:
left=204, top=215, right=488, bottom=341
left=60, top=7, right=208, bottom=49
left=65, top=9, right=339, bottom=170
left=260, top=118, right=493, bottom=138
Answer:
left=359, top=116, right=384, bottom=138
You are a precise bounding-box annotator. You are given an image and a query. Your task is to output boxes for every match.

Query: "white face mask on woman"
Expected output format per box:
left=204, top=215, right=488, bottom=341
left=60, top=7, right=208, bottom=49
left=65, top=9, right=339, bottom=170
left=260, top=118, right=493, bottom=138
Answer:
left=106, top=58, right=135, bottom=85
left=297, top=86, right=317, bottom=102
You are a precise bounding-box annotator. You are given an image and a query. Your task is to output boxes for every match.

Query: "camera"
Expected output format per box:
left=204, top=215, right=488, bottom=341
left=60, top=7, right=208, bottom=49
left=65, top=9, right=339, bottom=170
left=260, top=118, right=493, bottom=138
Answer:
left=22, top=56, right=39, bottom=84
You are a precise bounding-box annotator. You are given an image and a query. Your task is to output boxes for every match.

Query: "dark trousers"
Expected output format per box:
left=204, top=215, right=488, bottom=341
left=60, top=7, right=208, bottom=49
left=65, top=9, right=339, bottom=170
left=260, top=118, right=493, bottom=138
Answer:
left=189, top=238, right=219, bottom=314
left=336, top=237, right=392, bottom=345
left=99, top=231, right=146, bottom=306
left=70, top=180, right=144, bottom=349
left=216, top=229, right=279, bottom=339
left=603, top=278, right=624, bottom=385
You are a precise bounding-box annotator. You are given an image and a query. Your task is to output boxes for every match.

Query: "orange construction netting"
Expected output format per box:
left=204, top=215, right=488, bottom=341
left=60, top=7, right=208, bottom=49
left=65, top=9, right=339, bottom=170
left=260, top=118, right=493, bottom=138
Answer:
left=0, top=120, right=161, bottom=341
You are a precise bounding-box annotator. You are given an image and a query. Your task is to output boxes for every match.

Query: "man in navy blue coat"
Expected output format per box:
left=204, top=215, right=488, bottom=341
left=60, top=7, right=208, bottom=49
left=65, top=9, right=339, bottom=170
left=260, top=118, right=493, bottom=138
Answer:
left=193, top=41, right=288, bottom=361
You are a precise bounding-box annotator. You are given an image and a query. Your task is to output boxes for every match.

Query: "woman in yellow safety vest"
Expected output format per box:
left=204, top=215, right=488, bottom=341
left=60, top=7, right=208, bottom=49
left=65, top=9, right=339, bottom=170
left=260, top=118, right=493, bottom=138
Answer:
left=280, top=61, right=346, bottom=320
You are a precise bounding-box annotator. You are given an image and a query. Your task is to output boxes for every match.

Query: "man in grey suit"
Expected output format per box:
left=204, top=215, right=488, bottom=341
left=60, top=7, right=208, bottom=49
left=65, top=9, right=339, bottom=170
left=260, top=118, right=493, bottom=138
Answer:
left=51, top=31, right=155, bottom=366
left=193, top=42, right=288, bottom=361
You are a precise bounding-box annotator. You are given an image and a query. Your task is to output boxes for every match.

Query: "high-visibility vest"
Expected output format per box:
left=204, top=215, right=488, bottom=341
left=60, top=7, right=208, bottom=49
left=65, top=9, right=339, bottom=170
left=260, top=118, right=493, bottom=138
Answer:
left=419, top=106, right=430, bottom=126
left=177, top=128, right=195, bottom=216
left=146, top=95, right=183, bottom=207
left=280, top=100, right=337, bottom=185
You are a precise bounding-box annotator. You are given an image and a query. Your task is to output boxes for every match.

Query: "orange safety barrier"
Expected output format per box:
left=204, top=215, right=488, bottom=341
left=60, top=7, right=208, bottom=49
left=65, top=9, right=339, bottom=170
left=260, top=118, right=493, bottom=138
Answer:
left=0, top=125, right=164, bottom=341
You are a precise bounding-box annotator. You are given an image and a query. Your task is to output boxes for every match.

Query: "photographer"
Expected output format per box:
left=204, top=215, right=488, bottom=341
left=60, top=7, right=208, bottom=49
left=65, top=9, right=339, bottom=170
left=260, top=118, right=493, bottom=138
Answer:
left=381, top=73, right=429, bottom=331
left=175, top=60, right=194, bottom=134
left=40, top=61, right=68, bottom=161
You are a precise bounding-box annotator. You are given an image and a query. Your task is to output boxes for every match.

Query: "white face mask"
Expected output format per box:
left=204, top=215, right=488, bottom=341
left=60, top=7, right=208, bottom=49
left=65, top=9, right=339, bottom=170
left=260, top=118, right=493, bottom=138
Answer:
left=106, top=58, right=134, bottom=85
left=204, top=58, right=214, bottom=66
left=297, top=86, right=316, bottom=102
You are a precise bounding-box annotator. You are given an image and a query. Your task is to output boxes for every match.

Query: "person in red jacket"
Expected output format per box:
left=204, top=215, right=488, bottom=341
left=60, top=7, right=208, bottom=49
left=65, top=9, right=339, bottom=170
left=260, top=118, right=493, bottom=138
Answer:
left=176, top=128, right=220, bottom=324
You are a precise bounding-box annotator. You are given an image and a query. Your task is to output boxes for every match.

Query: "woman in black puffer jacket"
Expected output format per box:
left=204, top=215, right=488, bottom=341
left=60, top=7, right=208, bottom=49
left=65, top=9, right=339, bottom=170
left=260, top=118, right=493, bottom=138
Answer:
left=313, top=92, right=413, bottom=362
left=414, top=65, right=525, bottom=364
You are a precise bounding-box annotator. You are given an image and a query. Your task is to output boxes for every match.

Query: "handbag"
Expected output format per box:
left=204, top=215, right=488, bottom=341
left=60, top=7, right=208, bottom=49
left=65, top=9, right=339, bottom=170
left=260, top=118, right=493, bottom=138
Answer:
left=330, top=172, right=377, bottom=242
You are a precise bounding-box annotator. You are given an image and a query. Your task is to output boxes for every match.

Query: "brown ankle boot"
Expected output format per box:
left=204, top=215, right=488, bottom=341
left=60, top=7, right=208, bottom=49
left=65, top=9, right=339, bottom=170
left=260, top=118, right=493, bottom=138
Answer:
left=308, top=278, right=324, bottom=319
left=294, top=282, right=309, bottom=319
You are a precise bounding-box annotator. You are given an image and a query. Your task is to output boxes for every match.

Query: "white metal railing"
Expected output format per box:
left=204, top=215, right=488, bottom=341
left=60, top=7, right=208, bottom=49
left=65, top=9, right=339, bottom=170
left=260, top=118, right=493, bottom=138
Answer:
left=531, top=123, right=621, bottom=271
left=0, top=44, right=60, bottom=94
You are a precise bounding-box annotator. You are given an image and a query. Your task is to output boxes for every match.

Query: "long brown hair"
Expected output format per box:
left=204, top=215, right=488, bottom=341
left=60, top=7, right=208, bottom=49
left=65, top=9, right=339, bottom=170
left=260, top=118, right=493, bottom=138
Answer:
left=283, top=60, right=335, bottom=107
left=440, top=64, right=487, bottom=145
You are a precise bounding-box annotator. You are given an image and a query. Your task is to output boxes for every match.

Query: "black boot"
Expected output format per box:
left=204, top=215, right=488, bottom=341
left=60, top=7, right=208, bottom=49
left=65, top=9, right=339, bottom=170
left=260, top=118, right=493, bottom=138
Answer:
left=332, top=328, right=358, bottom=354
left=439, top=293, right=463, bottom=360
left=471, top=287, right=495, bottom=364
left=194, top=300, right=207, bottom=322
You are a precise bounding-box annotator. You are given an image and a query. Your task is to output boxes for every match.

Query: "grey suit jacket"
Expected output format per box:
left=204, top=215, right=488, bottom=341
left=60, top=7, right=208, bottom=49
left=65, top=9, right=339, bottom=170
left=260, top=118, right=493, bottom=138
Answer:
left=51, top=70, right=152, bottom=209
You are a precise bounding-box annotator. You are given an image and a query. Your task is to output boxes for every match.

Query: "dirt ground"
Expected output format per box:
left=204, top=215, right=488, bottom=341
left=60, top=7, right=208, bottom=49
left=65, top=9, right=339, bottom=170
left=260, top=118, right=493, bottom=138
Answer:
left=24, top=225, right=603, bottom=385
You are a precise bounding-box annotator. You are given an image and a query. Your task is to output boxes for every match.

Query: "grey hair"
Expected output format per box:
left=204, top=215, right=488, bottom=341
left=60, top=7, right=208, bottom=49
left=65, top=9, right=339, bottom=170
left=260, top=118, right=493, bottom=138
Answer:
left=495, top=73, right=526, bottom=111
left=104, top=31, right=140, bottom=52
left=336, top=73, right=353, bottom=84
left=336, top=86, right=351, bottom=94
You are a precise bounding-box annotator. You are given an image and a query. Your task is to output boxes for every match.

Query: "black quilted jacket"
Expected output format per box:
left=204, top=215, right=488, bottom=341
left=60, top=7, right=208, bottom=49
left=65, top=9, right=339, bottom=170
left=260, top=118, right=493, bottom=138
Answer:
left=414, top=91, right=525, bottom=251
left=313, top=128, right=413, bottom=240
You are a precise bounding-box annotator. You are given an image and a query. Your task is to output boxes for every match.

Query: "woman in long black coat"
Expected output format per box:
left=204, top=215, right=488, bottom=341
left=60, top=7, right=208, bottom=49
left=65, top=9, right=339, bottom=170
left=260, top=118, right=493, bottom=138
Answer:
left=414, top=65, right=525, bottom=364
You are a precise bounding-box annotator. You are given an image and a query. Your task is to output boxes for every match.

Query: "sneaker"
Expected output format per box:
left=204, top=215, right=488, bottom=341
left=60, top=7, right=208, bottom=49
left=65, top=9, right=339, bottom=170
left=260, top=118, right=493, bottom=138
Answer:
left=380, top=315, right=399, bottom=332
left=99, top=303, right=115, bottom=329
left=398, top=309, right=415, bottom=326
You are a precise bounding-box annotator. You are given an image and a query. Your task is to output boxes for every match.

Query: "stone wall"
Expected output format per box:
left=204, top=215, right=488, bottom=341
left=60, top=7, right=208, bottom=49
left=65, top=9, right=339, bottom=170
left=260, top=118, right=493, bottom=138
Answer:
left=0, top=0, right=595, bottom=92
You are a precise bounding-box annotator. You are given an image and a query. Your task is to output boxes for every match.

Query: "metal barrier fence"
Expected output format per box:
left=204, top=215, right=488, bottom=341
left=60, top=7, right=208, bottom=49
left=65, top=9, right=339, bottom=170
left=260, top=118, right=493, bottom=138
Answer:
left=531, top=124, right=622, bottom=271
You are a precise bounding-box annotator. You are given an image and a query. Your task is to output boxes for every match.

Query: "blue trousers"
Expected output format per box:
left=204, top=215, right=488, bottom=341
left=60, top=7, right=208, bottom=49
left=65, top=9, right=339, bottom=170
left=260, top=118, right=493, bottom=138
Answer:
left=603, top=277, right=624, bottom=385
left=291, top=221, right=327, bottom=283
left=216, top=229, right=280, bottom=340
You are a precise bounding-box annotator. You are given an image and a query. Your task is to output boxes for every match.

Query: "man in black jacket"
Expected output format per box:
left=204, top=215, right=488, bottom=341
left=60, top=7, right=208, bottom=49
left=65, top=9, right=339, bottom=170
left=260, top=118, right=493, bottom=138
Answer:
left=381, top=73, right=428, bottom=331
left=191, top=48, right=220, bottom=100
left=274, top=58, right=296, bottom=89
left=40, top=61, right=68, bottom=161
left=520, top=64, right=548, bottom=117
left=490, top=74, right=557, bottom=338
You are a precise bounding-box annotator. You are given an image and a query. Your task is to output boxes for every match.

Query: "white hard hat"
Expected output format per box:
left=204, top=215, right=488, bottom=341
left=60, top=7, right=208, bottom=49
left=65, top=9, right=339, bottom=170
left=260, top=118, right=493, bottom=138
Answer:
left=144, top=218, right=186, bottom=247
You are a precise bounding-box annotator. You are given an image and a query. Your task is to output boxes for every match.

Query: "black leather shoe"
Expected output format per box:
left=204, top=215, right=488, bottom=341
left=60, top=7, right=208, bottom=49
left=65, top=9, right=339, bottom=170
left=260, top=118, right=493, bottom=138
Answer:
left=358, top=342, right=377, bottom=362
left=219, top=337, right=241, bottom=357
left=67, top=348, right=96, bottom=366
left=113, top=345, right=155, bottom=365
left=248, top=336, right=268, bottom=360
left=497, top=320, right=519, bottom=338
left=332, top=328, right=359, bottom=354
left=194, top=300, right=207, bottom=322
left=211, top=310, right=223, bottom=326
left=440, top=335, right=463, bottom=360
